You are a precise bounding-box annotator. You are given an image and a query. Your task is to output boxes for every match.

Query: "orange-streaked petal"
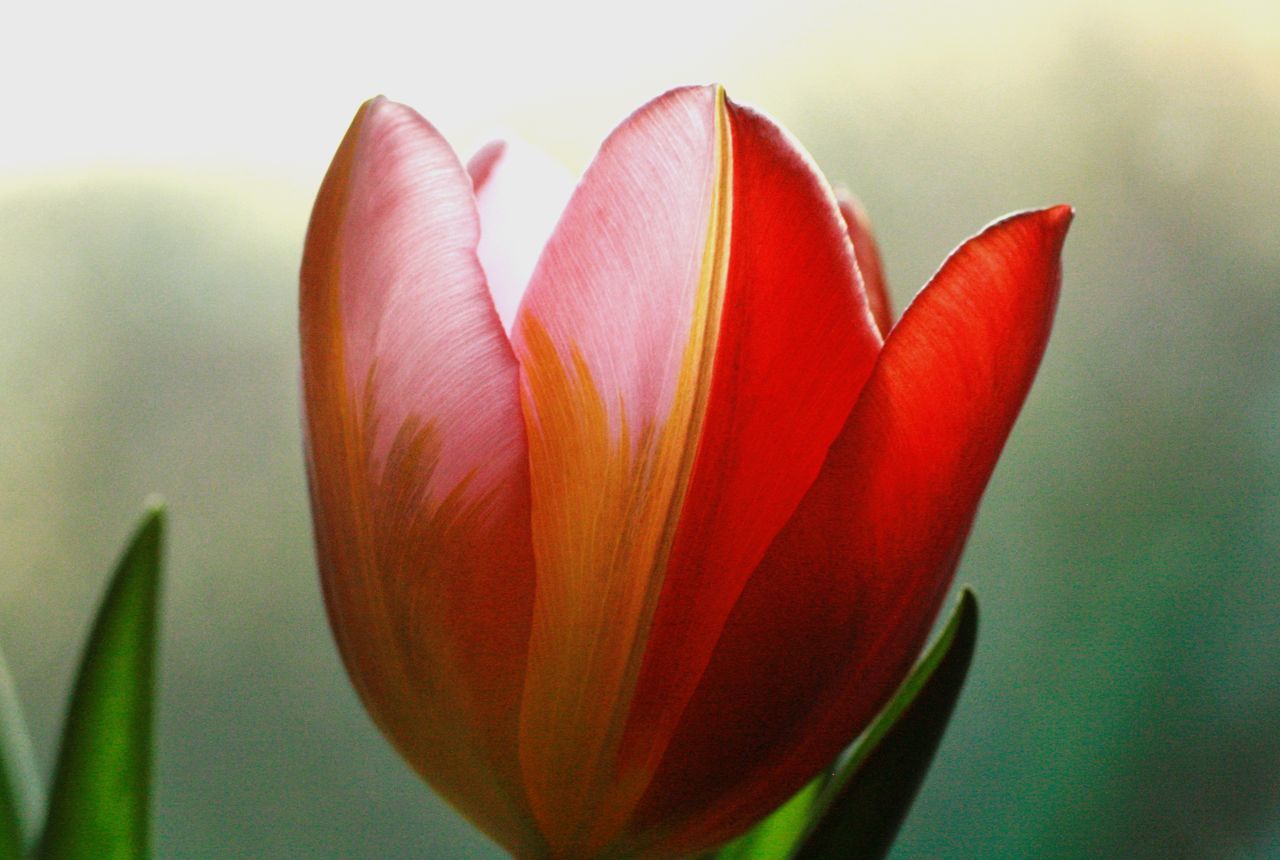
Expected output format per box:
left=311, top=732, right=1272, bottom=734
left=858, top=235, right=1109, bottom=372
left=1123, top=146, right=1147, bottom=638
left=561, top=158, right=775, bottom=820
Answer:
left=467, top=138, right=576, bottom=332
left=300, top=98, right=540, bottom=854
left=612, top=95, right=884, bottom=837
left=839, top=192, right=894, bottom=335
left=511, top=84, right=728, bottom=854
left=633, top=206, right=1072, bottom=855
left=512, top=86, right=883, bottom=854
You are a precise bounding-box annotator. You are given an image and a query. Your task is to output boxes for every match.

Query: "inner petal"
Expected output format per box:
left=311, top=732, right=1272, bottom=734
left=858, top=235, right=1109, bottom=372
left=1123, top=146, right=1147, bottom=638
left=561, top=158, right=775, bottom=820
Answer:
left=468, top=137, right=576, bottom=333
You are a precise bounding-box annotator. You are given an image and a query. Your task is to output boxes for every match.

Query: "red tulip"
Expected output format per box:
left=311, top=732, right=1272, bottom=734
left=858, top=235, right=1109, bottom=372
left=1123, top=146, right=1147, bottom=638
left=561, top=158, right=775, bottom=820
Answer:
left=300, top=84, right=1070, bottom=858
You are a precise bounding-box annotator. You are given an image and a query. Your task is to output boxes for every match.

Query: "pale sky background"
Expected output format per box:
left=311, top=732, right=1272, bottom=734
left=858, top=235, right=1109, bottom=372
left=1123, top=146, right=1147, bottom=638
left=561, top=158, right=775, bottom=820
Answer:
left=2, top=0, right=1275, bottom=183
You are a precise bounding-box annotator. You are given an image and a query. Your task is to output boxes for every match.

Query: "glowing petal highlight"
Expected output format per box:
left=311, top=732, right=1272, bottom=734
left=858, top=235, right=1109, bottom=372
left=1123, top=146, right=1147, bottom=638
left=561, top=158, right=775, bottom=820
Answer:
left=468, top=138, right=576, bottom=332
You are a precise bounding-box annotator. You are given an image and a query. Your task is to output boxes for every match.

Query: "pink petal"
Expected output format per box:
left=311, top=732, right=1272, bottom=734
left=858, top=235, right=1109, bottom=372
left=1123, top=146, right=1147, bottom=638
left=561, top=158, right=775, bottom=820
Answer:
left=300, top=98, right=540, bottom=854
left=510, top=84, right=724, bottom=852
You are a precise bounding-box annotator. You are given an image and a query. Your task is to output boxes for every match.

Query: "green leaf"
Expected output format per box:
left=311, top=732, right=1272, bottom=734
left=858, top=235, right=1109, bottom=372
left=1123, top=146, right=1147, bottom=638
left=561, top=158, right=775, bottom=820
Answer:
left=0, top=643, right=43, bottom=860
left=714, top=777, right=821, bottom=859
left=791, top=588, right=979, bottom=860
left=37, top=504, right=166, bottom=860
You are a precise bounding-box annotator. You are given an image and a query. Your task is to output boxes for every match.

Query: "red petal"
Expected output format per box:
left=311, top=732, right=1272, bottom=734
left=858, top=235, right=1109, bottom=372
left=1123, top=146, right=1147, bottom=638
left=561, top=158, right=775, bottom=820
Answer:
left=633, top=206, right=1072, bottom=854
left=610, top=96, right=883, bottom=839
left=512, top=88, right=882, bottom=855
left=839, top=193, right=894, bottom=335
left=300, top=98, right=541, bottom=854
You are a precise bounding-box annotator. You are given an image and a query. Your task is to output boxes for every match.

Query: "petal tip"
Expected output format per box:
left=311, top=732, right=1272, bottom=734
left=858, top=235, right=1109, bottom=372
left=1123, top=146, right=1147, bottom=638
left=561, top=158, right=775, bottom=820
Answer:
left=995, top=204, right=1074, bottom=253
left=834, top=186, right=868, bottom=213
left=467, top=139, right=507, bottom=190
left=1044, top=203, right=1075, bottom=230
left=360, top=96, right=432, bottom=132
left=1035, top=204, right=1074, bottom=256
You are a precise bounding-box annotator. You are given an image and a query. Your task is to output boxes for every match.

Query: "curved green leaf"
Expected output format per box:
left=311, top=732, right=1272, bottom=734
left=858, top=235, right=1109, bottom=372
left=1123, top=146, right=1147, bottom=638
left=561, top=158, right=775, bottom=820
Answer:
left=37, top=505, right=166, bottom=860
left=715, top=776, right=821, bottom=859
left=1, top=643, right=42, bottom=859
left=792, top=588, right=978, bottom=860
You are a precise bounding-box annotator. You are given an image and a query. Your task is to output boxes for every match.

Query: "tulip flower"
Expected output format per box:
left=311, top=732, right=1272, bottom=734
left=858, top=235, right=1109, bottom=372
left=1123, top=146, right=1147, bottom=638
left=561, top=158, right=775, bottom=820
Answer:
left=300, top=84, right=1070, bottom=858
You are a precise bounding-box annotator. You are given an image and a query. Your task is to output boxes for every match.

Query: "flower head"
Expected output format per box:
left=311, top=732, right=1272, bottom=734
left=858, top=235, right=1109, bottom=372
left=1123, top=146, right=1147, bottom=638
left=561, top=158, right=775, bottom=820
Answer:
left=301, top=84, right=1070, bottom=858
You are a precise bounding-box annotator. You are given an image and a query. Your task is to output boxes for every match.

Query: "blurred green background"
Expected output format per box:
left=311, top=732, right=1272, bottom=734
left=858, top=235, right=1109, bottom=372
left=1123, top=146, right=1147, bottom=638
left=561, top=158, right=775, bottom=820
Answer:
left=1, top=1, right=1277, bottom=857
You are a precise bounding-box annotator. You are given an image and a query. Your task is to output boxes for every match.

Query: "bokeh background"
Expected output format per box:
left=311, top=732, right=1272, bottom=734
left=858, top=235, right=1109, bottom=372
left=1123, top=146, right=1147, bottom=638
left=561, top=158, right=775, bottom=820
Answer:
left=2, top=0, right=1277, bottom=856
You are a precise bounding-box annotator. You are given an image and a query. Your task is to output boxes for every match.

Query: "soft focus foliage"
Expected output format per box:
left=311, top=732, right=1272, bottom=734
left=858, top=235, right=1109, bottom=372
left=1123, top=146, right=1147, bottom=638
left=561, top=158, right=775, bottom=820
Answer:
left=37, top=507, right=164, bottom=859
left=0, top=5, right=1277, bottom=857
